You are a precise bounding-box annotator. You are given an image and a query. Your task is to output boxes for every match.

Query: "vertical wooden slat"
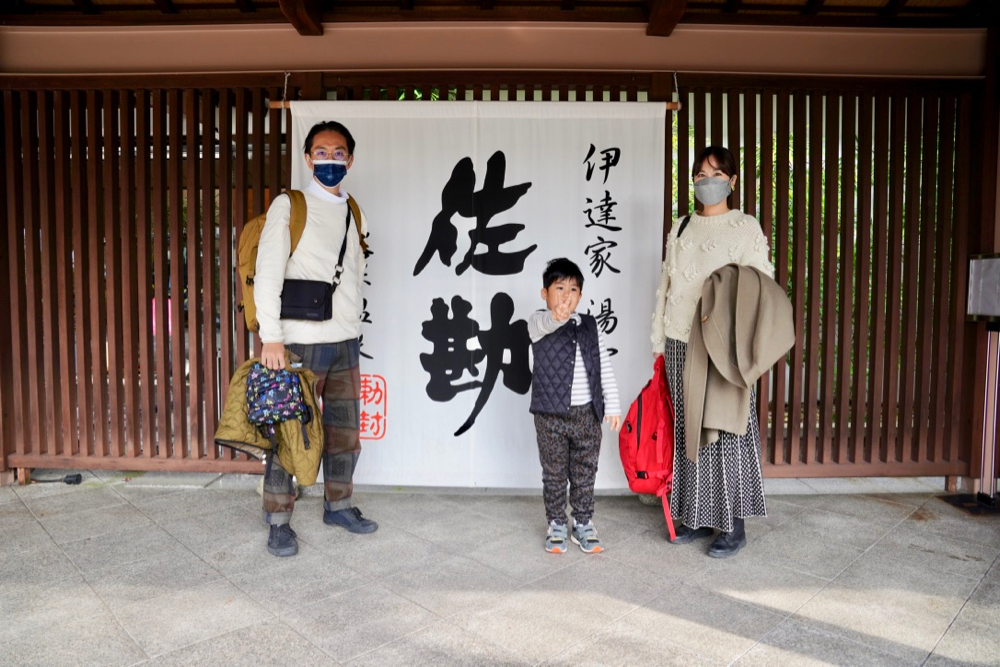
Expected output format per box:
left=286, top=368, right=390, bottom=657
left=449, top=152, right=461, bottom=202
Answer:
left=185, top=89, right=204, bottom=460
left=710, top=89, right=724, bottom=147
left=168, top=89, right=188, bottom=459
left=897, top=93, right=923, bottom=463
left=53, top=91, right=77, bottom=457
left=5, top=92, right=29, bottom=460
left=202, top=87, right=219, bottom=458
left=804, top=92, right=823, bottom=463
left=153, top=90, right=171, bottom=456
left=727, top=89, right=741, bottom=211
left=693, top=88, right=706, bottom=159
left=37, top=91, right=61, bottom=456
left=882, top=94, right=907, bottom=463
left=120, top=90, right=141, bottom=459
left=789, top=92, right=807, bottom=462
left=913, top=94, right=939, bottom=463
left=135, top=90, right=156, bottom=458
left=86, top=90, right=109, bottom=458
left=945, top=93, right=973, bottom=462
left=218, top=89, right=235, bottom=461
left=837, top=93, right=856, bottom=464
left=678, top=92, right=690, bottom=217
left=103, top=90, right=126, bottom=458
left=234, top=89, right=250, bottom=365
left=819, top=94, right=839, bottom=462
left=867, top=93, right=891, bottom=464
left=251, top=88, right=266, bottom=216
left=70, top=91, right=94, bottom=457
left=774, top=91, right=791, bottom=464
left=0, top=94, right=9, bottom=468
left=930, top=95, right=956, bottom=462
left=852, top=92, right=873, bottom=464
left=745, top=90, right=759, bottom=221
left=268, top=87, right=282, bottom=204
left=21, top=92, right=45, bottom=459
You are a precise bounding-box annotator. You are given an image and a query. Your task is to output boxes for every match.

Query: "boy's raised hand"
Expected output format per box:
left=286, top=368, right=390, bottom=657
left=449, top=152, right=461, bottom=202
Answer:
left=605, top=414, right=621, bottom=431
left=551, top=295, right=574, bottom=322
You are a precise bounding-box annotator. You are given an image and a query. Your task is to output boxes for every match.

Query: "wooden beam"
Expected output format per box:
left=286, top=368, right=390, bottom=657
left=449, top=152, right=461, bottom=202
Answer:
left=723, top=0, right=741, bottom=13
left=804, top=0, right=824, bottom=15
left=400, top=0, right=414, bottom=9
left=234, top=0, right=255, bottom=13
left=646, top=0, right=686, bottom=37
left=278, top=0, right=323, bottom=35
left=151, top=0, right=178, bottom=14
left=881, top=0, right=907, bottom=17
left=71, top=0, right=100, bottom=14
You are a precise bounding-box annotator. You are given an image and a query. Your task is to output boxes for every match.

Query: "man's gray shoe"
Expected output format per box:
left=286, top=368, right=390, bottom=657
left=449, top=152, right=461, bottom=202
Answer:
left=668, top=525, right=714, bottom=544
left=267, top=523, right=298, bottom=557
left=324, top=507, right=379, bottom=534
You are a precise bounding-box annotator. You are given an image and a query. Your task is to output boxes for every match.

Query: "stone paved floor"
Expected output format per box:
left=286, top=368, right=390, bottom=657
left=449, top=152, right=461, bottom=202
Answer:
left=1, top=472, right=999, bottom=666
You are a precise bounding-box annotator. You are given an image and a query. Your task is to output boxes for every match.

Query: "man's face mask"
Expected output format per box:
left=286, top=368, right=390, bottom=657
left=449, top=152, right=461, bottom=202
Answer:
left=312, top=160, right=348, bottom=188
left=692, top=176, right=732, bottom=207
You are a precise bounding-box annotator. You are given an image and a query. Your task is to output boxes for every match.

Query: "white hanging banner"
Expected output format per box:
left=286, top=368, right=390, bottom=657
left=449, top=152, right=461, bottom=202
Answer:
left=290, top=101, right=665, bottom=489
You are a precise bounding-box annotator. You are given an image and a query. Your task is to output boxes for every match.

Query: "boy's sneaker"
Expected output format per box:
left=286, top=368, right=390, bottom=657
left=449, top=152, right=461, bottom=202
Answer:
left=571, top=520, right=604, bottom=554
left=545, top=520, right=568, bottom=553
left=267, top=523, right=298, bottom=557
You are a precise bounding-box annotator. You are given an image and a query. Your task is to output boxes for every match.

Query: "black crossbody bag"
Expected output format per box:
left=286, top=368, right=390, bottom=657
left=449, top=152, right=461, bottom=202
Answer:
left=279, top=205, right=353, bottom=322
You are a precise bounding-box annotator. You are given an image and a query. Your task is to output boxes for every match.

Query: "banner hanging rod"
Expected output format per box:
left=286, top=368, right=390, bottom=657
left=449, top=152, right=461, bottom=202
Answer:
left=268, top=100, right=681, bottom=110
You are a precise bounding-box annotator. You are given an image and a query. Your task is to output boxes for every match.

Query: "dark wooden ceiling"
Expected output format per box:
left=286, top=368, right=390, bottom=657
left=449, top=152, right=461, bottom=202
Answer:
left=0, top=0, right=992, bottom=36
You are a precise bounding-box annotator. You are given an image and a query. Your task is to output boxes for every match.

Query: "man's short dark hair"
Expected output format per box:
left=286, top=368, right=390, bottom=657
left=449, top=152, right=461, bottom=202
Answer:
left=542, top=258, right=584, bottom=291
left=692, top=145, right=737, bottom=179
left=303, top=121, right=356, bottom=156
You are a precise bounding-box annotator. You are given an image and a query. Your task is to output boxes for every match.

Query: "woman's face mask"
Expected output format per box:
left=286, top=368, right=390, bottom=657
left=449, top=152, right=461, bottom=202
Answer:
left=693, top=176, right=732, bottom=206
left=312, top=160, right=348, bottom=188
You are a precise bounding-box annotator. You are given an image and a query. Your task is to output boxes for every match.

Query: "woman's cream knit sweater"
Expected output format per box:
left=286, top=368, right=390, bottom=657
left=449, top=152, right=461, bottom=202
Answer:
left=650, top=209, right=775, bottom=350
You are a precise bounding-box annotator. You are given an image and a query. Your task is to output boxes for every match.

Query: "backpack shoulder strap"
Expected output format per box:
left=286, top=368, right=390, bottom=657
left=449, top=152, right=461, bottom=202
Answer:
left=346, top=195, right=369, bottom=254
left=677, top=215, right=692, bottom=238
left=286, top=190, right=307, bottom=256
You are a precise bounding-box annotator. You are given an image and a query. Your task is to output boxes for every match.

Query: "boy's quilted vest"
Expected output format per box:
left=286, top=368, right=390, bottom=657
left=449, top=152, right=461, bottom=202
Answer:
left=529, top=314, right=604, bottom=423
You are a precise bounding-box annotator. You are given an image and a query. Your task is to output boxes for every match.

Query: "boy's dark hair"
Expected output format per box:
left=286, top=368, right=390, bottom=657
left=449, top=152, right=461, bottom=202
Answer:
left=303, top=121, right=356, bottom=156
left=542, top=258, right=584, bottom=291
left=692, top=145, right=737, bottom=179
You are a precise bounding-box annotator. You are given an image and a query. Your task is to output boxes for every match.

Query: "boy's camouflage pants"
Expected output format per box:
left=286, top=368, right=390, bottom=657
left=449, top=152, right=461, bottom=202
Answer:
left=534, top=404, right=602, bottom=525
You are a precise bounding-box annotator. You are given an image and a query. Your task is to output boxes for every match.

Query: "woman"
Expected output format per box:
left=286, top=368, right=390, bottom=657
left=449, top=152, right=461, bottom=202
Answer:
left=650, top=146, right=775, bottom=558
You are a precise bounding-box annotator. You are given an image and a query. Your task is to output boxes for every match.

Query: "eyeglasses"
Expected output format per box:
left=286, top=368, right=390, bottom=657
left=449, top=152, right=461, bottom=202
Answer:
left=311, top=148, right=349, bottom=161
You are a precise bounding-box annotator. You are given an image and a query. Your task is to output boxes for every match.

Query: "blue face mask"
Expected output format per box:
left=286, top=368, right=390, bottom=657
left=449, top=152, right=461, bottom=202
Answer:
left=312, top=160, right=347, bottom=188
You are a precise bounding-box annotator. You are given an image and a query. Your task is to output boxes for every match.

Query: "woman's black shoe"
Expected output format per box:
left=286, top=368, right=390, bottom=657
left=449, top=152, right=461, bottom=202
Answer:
left=668, top=525, right=714, bottom=544
left=707, top=518, right=746, bottom=558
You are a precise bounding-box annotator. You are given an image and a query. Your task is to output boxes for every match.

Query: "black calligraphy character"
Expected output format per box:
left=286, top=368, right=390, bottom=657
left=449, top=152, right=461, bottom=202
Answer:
left=589, top=298, right=618, bottom=335
left=583, top=145, right=622, bottom=184
left=359, top=334, right=372, bottom=360
left=414, top=152, right=536, bottom=277
left=584, top=237, right=621, bottom=278
left=584, top=190, right=622, bottom=232
left=419, top=296, right=485, bottom=401
left=361, top=298, right=372, bottom=325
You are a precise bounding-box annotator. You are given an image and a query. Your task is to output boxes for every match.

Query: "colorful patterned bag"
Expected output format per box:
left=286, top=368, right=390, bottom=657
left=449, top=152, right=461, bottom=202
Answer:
left=246, top=362, right=313, bottom=450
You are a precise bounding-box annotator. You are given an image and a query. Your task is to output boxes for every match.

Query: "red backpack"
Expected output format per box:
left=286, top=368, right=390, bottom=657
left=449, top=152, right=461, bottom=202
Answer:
left=618, top=355, right=676, bottom=540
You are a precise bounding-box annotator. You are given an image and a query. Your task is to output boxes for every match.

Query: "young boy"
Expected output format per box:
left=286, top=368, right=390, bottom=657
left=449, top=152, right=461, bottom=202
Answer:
left=528, top=258, right=621, bottom=554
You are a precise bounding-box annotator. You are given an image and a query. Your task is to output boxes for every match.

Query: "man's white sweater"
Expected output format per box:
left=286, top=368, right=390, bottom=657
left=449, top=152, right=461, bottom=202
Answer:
left=254, top=180, right=368, bottom=345
left=650, top=209, right=774, bottom=349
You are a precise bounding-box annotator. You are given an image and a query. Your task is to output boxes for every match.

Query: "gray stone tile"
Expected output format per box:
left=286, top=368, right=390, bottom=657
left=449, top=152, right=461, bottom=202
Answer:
left=753, top=498, right=809, bottom=536
left=0, top=609, right=147, bottom=666
left=455, top=587, right=617, bottom=664
left=12, top=470, right=107, bottom=500
left=900, top=498, right=1000, bottom=548
left=543, top=621, right=718, bottom=667
left=349, top=621, right=530, bottom=667
left=793, top=552, right=978, bottom=662
left=809, top=493, right=918, bottom=523
left=735, top=619, right=913, bottom=666
left=0, top=516, right=58, bottom=559
left=0, top=541, right=78, bottom=597
left=602, top=526, right=715, bottom=581
left=622, top=584, right=786, bottom=663
left=455, top=493, right=548, bottom=528
left=115, top=579, right=271, bottom=657
left=528, top=554, right=678, bottom=620
left=84, top=548, right=223, bottom=611
left=199, top=531, right=314, bottom=577
left=0, top=486, right=17, bottom=503
left=158, top=504, right=263, bottom=555
left=774, top=507, right=899, bottom=552
left=104, top=470, right=223, bottom=488
left=126, top=488, right=245, bottom=524
left=61, top=524, right=183, bottom=573
left=762, top=478, right=817, bottom=496
left=925, top=613, right=1000, bottom=667
left=801, top=478, right=890, bottom=495
left=465, top=524, right=585, bottom=583
left=39, top=502, right=154, bottom=544
left=24, top=486, right=126, bottom=518
left=211, top=473, right=264, bottom=491
left=150, top=620, right=337, bottom=666
left=688, top=550, right=830, bottom=615
left=0, top=496, right=30, bottom=520
left=593, top=494, right=673, bottom=532
left=868, top=523, right=999, bottom=580
left=332, top=525, right=457, bottom=581
left=283, top=583, right=439, bottom=662
left=747, top=524, right=865, bottom=580
left=963, top=569, right=1000, bottom=616
left=228, top=550, right=368, bottom=615
left=383, top=553, right=519, bottom=618
left=0, top=573, right=106, bottom=645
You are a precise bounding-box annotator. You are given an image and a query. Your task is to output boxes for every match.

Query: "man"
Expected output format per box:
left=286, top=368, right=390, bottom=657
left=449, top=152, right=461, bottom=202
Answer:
left=254, top=120, right=377, bottom=557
